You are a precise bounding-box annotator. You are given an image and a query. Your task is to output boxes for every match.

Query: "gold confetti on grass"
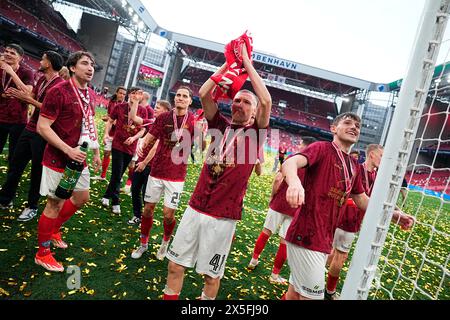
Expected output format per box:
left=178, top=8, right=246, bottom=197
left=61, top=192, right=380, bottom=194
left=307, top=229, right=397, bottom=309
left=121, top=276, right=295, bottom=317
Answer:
left=0, top=287, right=10, bottom=296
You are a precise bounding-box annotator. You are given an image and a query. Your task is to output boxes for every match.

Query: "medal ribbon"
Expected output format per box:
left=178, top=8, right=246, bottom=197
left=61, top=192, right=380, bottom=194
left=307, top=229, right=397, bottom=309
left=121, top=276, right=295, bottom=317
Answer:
left=332, top=142, right=355, bottom=199
left=173, top=110, right=189, bottom=144
left=363, top=162, right=376, bottom=195
left=37, top=74, right=60, bottom=101
left=1, top=69, right=14, bottom=93
left=219, top=126, right=245, bottom=163
left=70, top=78, right=98, bottom=147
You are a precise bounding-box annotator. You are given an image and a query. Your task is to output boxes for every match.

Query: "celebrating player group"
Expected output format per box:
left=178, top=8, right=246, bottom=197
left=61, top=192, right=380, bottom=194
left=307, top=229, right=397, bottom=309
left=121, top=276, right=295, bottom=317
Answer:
left=0, top=34, right=414, bottom=300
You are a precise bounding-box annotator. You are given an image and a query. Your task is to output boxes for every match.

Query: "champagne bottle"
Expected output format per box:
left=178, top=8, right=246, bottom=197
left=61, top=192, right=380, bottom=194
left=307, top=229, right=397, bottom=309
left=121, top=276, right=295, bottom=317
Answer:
left=55, top=142, right=88, bottom=199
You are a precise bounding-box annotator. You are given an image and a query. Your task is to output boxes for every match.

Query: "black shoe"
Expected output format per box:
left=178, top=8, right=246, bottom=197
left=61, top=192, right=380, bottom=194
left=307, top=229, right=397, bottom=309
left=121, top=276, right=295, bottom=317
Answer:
left=0, top=201, right=13, bottom=210
left=127, top=216, right=141, bottom=225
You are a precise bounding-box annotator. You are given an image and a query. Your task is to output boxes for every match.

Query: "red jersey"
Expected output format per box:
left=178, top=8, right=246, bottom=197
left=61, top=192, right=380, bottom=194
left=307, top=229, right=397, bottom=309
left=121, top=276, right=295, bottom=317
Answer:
left=40, top=80, right=96, bottom=171
left=149, top=110, right=195, bottom=182
left=189, top=112, right=266, bottom=220
left=338, top=163, right=377, bottom=233
left=285, top=141, right=365, bottom=254
left=269, top=169, right=305, bottom=217
left=144, top=105, right=154, bottom=119
left=0, top=66, right=34, bottom=124
left=26, top=75, right=64, bottom=133
left=110, top=102, right=147, bottom=156
left=107, top=99, right=120, bottom=137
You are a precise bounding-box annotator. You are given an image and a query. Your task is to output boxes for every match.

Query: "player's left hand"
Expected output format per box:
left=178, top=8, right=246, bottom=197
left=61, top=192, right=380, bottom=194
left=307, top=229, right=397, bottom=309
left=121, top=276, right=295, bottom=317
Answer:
left=135, top=161, right=147, bottom=172
left=0, top=61, right=14, bottom=75
left=392, top=209, right=415, bottom=230
left=5, top=88, right=28, bottom=101
left=92, top=154, right=101, bottom=173
left=124, top=137, right=135, bottom=145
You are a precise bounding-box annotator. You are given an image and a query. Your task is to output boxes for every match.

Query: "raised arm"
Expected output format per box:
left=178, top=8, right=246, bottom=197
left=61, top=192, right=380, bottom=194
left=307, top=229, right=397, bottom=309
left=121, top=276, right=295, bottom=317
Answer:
left=199, top=62, right=228, bottom=121
left=129, top=91, right=144, bottom=125
left=241, top=45, right=272, bottom=129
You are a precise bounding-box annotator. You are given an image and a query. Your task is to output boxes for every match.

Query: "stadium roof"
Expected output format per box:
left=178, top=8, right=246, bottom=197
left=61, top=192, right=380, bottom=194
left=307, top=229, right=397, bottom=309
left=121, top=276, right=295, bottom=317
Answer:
left=55, top=0, right=381, bottom=93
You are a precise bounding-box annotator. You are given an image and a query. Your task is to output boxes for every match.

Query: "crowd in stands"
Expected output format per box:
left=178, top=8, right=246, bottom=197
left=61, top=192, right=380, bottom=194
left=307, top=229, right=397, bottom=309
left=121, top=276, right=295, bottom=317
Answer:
left=1, top=0, right=84, bottom=53
left=172, top=79, right=332, bottom=131
left=265, top=128, right=304, bottom=154
left=405, top=169, right=449, bottom=193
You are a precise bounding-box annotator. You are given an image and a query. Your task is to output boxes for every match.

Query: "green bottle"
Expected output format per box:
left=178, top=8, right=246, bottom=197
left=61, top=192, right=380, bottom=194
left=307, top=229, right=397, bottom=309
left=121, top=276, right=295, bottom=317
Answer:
left=55, top=142, right=88, bottom=199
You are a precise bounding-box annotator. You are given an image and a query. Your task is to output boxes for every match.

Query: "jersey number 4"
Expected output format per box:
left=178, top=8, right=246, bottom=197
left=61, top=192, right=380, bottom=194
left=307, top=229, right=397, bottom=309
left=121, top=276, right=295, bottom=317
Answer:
left=209, top=254, right=226, bottom=272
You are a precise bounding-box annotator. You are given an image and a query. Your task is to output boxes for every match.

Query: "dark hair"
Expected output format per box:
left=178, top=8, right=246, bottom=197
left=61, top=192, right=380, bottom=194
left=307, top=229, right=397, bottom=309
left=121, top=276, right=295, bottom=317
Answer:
left=157, top=99, right=171, bottom=111
left=300, top=136, right=317, bottom=146
left=66, top=51, right=95, bottom=76
left=116, top=86, right=127, bottom=93
left=332, top=112, right=361, bottom=126
left=43, top=50, right=63, bottom=71
left=177, top=86, right=193, bottom=99
left=6, top=43, right=24, bottom=56
left=128, top=86, right=141, bottom=94
left=350, top=150, right=360, bottom=155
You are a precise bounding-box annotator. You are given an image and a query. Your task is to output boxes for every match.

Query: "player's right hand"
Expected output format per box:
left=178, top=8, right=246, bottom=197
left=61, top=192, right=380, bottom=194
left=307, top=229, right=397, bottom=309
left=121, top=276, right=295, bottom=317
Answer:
left=137, top=139, right=148, bottom=158
left=286, top=178, right=305, bottom=208
left=67, top=146, right=86, bottom=163
left=135, top=161, right=146, bottom=172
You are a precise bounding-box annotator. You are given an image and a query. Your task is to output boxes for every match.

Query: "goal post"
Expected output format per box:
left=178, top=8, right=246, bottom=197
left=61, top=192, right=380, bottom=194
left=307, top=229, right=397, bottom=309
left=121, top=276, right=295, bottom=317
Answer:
left=341, top=0, right=450, bottom=300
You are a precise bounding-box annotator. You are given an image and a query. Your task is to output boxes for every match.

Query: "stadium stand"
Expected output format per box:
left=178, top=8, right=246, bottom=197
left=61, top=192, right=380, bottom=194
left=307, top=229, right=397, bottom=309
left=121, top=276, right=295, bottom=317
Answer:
left=173, top=66, right=334, bottom=131
left=405, top=170, right=449, bottom=193
left=0, top=0, right=84, bottom=53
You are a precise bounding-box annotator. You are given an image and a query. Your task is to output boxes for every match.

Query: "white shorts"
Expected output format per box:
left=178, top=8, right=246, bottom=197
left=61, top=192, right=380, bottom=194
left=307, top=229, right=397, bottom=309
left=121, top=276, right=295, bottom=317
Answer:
left=104, top=136, right=113, bottom=152
left=144, top=176, right=184, bottom=209
left=287, top=243, right=328, bottom=300
left=131, top=153, right=138, bottom=162
left=40, top=166, right=90, bottom=198
left=332, top=228, right=356, bottom=253
left=166, top=206, right=236, bottom=279
left=263, top=208, right=293, bottom=239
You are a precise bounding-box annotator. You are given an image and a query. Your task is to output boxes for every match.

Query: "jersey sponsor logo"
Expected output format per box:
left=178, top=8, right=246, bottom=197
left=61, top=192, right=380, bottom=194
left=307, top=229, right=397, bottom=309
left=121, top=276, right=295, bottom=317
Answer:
left=167, top=247, right=179, bottom=258
left=301, top=285, right=324, bottom=296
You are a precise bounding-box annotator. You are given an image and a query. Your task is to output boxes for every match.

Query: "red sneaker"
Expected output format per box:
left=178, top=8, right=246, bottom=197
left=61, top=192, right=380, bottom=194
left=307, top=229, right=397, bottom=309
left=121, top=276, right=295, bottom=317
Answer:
left=35, top=252, right=64, bottom=272
left=51, top=232, right=68, bottom=249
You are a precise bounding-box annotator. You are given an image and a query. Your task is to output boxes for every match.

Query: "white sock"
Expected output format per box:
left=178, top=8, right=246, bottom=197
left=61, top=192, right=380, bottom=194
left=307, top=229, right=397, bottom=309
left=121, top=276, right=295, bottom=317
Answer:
left=201, top=291, right=215, bottom=300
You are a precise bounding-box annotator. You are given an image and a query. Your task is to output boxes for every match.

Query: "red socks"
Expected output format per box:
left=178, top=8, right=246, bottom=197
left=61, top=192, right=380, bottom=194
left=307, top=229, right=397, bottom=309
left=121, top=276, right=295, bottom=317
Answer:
left=37, top=214, right=56, bottom=256
left=326, top=274, right=340, bottom=294
left=140, top=216, right=154, bottom=245
left=163, top=219, right=176, bottom=242
left=252, top=232, right=270, bottom=259
left=53, top=199, right=79, bottom=234
left=272, top=243, right=287, bottom=275
left=100, top=155, right=110, bottom=179
left=163, top=293, right=179, bottom=300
